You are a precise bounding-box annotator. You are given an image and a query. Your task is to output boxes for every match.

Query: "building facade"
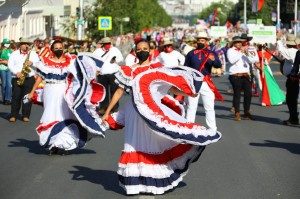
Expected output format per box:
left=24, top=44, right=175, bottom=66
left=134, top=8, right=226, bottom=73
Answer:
left=0, top=0, right=93, bottom=42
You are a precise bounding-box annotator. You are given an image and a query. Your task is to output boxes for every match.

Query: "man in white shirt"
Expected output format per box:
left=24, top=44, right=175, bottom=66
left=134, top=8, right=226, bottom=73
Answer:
left=227, top=36, right=258, bottom=121
left=155, top=38, right=185, bottom=68
left=277, top=33, right=299, bottom=125
left=93, top=37, right=124, bottom=114
left=8, top=38, right=40, bottom=122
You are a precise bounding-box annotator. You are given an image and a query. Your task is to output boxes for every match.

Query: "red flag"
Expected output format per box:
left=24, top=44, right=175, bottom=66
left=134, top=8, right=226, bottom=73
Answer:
left=252, top=0, right=264, bottom=12
left=212, top=8, right=218, bottom=25
left=226, top=21, right=233, bottom=29
left=258, top=0, right=264, bottom=10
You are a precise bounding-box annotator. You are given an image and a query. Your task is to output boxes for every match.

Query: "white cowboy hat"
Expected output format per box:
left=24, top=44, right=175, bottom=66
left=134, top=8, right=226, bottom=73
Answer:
left=19, top=37, right=32, bottom=44
left=283, top=34, right=297, bottom=46
left=161, top=37, right=173, bottom=46
left=195, top=32, right=210, bottom=40
left=99, top=37, right=112, bottom=44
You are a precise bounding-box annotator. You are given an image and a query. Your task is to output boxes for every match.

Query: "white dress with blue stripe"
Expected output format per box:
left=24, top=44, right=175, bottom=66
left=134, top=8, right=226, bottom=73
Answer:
left=36, top=54, right=106, bottom=151
left=106, top=65, right=222, bottom=195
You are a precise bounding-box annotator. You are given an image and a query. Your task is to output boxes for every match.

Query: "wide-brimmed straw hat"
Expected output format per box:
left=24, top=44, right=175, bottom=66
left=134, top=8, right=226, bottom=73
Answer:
left=195, top=32, right=210, bottom=40
left=283, top=34, right=297, bottom=46
left=98, top=37, right=112, bottom=44
left=295, top=37, right=300, bottom=45
left=19, top=38, right=32, bottom=44
left=232, top=36, right=245, bottom=43
left=240, top=33, right=253, bottom=41
left=161, top=37, right=173, bottom=46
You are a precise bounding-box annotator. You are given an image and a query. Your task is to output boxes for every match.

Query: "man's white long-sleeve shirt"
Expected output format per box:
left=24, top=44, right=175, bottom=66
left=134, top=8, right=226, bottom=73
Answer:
left=227, top=47, right=258, bottom=75
left=92, top=46, right=124, bottom=74
left=8, top=50, right=40, bottom=78
left=276, top=40, right=298, bottom=76
left=155, top=50, right=185, bottom=68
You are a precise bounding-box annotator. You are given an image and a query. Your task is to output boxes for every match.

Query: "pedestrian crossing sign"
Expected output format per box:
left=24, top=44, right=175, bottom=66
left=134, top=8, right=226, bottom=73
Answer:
left=98, top=16, right=112, bottom=30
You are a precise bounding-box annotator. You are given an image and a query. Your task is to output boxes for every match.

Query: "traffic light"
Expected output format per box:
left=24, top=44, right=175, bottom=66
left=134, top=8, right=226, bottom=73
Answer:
left=76, top=7, right=80, bottom=18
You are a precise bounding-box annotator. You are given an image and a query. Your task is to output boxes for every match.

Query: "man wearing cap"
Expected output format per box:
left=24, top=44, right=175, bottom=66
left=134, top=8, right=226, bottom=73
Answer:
left=93, top=37, right=124, bottom=114
left=227, top=36, right=258, bottom=121
left=240, top=33, right=260, bottom=97
left=184, top=31, right=222, bottom=131
left=0, top=38, right=13, bottom=105
left=155, top=38, right=185, bottom=68
left=277, top=32, right=299, bottom=125
left=8, top=38, right=40, bottom=122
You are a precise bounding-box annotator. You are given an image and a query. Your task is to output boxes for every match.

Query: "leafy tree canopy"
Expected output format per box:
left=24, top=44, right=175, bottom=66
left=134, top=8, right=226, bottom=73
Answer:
left=198, top=0, right=235, bottom=26
left=86, top=0, right=172, bottom=39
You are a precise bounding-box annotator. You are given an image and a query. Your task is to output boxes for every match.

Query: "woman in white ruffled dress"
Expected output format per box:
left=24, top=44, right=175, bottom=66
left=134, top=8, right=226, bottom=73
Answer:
left=29, top=40, right=105, bottom=155
left=102, top=39, right=222, bottom=195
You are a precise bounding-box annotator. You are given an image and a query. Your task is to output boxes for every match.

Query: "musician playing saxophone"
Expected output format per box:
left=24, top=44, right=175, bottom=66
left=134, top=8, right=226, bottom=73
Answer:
left=7, top=38, right=40, bottom=123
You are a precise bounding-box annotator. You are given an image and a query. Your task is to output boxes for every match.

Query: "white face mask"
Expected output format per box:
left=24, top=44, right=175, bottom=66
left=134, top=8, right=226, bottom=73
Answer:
left=4, top=44, right=10, bottom=48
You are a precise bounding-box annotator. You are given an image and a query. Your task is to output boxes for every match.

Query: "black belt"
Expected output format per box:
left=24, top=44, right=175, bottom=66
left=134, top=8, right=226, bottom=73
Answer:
left=13, top=76, right=34, bottom=79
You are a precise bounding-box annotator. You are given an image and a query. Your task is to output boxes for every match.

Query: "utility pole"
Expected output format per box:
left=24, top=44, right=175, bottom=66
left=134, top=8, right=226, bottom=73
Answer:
left=77, top=0, right=84, bottom=40
left=277, top=0, right=280, bottom=28
left=294, top=0, right=298, bottom=36
left=244, top=0, right=246, bottom=26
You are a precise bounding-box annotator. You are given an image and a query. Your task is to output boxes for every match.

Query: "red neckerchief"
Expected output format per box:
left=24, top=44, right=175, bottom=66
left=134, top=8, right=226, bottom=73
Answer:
left=20, top=50, right=27, bottom=55
left=194, top=49, right=224, bottom=102
left=41, top=54, right=72, bottom=68
left=194, top=49, right=209, bottom=60
left=234, top=47, right=241, bottom=51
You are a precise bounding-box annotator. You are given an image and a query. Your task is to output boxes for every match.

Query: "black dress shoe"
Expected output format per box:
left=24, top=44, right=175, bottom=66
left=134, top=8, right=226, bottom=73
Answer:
left=4, top=100, right=11, bottom=105
left=283, top=120, right=299, bottom=125
left=49, top=147, right=58, bottom=156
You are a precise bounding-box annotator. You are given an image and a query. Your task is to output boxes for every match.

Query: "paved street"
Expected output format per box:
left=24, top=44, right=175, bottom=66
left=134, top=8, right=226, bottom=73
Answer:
left=0, top=63, right=299, bottom=199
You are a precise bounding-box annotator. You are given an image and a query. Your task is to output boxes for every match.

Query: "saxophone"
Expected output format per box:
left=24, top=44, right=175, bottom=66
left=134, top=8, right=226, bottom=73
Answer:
left=17, top=50, right=31, bottom=86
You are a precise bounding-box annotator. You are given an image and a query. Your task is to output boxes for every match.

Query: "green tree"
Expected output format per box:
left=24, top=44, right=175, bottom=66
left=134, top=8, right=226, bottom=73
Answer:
left=236, top=0, right=274, bottom=25
left=198, top=0, right=235, bottom=26
left=86, top=0, right=172, bottom=38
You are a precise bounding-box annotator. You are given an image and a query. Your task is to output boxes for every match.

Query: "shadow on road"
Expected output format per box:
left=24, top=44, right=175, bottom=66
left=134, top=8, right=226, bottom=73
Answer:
left=8, top=138, right=97, bottom=155
left=8, top=138, right=47, bottom=155
left=69, top=166, right=125, bottom=195
left=249, top=140, right=300, bottom=155
left=0, top=111, right=11, bottom=121
left=69, top=165, right=187, bottom=196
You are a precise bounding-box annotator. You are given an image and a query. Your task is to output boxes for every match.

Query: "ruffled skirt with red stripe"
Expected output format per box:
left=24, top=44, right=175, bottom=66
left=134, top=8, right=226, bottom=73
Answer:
left=107, top=67, right=221, bottom=195
left=110, top=99, right=204, bottom=195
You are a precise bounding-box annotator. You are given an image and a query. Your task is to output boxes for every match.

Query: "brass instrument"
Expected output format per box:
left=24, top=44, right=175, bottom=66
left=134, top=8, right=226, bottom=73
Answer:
left=17, top=51, right=31, bottom=86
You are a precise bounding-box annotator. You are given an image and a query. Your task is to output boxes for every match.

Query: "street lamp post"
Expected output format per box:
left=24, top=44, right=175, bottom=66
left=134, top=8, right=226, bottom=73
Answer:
left=294, top=0, right=298, bottom=36
left=77, top=0, right=84, bottom=40
left=117, top=17, right=130, bottom=35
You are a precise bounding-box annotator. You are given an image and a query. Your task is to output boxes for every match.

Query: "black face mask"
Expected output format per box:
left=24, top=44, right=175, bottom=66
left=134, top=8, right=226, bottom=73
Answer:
left=197, top=43, right=205, bottom=49
left=53, top=50, right=64, bottom=58
left=136, top=50, right=149, bottom=62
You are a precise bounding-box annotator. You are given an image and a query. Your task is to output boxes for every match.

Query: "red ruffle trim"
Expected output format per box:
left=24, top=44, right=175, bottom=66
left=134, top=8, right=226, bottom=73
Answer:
left=90, top=80, right=105, bottom=104
left=161, top=96, right=182, bottom=115
left=37, top=121, right=59, bottom=134
left=138, top=71, right=197, bottom=129
left=119, top=144, right=193, bottom=164
left=107, top=115, right=124, bottom=130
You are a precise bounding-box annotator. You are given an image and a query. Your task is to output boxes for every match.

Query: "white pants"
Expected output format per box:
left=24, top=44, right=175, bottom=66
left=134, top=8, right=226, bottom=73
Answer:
left=186, top=82, right=217, bottom=131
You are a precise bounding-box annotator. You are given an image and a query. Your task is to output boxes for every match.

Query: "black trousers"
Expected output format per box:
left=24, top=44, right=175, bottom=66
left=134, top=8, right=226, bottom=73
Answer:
left=229, top=75, right=252, bottom=113
left=286, top=78, right=299, bottom=122
left=97, top=74, right=119, bottom=111
left=11, top=76, right=35, bottom=118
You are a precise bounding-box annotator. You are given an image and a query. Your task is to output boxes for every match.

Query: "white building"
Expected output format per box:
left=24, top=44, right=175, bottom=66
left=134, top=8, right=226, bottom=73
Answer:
left=158, top=0, right=238, bottom=27
left=0, top=0, right=92, bottom=42
left=159, top=0, right=238, bottom=15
